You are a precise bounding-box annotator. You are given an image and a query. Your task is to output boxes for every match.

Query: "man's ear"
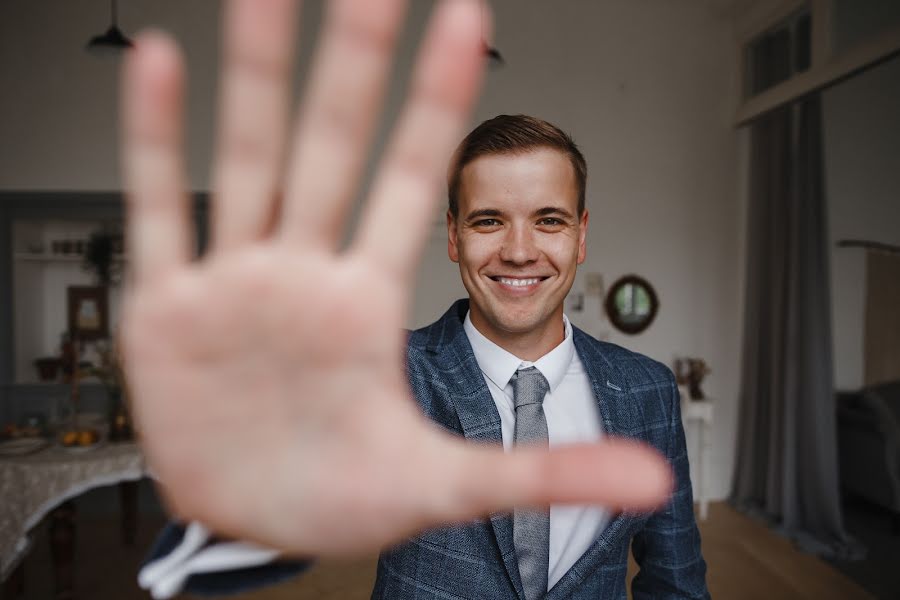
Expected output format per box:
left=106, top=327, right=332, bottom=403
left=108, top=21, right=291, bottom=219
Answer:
left=447, top=210, right=460, bottom=263
left=577, top=209, right=589, bottom=265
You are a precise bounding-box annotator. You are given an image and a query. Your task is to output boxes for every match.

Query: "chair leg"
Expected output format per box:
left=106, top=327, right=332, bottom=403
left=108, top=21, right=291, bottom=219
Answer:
left=119, top=481, right=139, bottom=546
left=1, top=562, right=25, bottom=599
left=50, top=501, right=76, bottom=600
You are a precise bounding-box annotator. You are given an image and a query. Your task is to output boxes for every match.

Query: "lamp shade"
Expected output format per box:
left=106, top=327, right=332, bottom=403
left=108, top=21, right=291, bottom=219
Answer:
left=86, top=0, right=133, bottom=56
left=86, top=25, right=133, bottom=55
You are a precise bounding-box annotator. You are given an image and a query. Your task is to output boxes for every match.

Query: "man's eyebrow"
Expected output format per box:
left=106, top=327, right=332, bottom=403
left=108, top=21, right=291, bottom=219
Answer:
left=534, top=206, right=575, bottom=219
left=464, top=208, right=504, bottom=221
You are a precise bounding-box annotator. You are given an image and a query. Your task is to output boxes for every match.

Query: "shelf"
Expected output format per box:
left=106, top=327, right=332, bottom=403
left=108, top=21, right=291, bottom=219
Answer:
left=14, top=253, right=128, bottom=263
left=7, top=382, right=107, bottom=390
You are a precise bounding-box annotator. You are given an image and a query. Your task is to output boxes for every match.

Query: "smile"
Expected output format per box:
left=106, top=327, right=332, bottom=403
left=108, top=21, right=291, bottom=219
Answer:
left=489, top=276, right=548, bottom=290
left=497, top=277, right=540, bottom=287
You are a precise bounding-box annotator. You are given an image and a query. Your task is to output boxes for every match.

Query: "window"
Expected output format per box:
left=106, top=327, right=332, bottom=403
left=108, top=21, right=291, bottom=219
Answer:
left=744, top=7, right=812, bottom=97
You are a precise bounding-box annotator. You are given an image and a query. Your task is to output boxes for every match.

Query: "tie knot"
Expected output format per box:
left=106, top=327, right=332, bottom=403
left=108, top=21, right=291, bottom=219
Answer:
left=511, top=366, right=549, bottom=409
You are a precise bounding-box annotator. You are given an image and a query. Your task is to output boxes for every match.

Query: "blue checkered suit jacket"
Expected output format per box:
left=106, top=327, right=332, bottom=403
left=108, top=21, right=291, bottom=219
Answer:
left=147, top=299, right=709, bottom=599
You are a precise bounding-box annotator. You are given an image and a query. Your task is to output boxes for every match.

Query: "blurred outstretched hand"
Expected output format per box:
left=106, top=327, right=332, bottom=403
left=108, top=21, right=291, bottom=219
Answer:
left=120, top=0, right=672, bottom=556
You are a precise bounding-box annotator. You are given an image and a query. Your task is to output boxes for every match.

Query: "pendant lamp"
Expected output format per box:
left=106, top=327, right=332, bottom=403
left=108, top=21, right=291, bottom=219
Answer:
left=86, top=0, right=133, bottom=56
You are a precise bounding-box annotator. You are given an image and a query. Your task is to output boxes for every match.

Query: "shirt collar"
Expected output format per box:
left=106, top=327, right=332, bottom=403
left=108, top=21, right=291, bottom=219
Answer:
left=463, top=310, right=575, bottom=393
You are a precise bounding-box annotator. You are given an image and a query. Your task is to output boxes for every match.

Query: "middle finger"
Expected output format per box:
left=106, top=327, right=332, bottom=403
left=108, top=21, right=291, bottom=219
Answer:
left=278, top=0, right=407, bottom=249
left=211, top=0, right=298, bottom=252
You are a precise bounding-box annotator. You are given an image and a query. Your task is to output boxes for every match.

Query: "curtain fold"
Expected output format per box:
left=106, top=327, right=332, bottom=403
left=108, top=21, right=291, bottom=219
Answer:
left=730, top=95, right=863, bottom=559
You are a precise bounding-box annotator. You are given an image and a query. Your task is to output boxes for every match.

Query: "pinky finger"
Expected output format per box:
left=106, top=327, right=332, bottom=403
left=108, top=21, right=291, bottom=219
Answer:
left=121, top=31, right=193, bottom=285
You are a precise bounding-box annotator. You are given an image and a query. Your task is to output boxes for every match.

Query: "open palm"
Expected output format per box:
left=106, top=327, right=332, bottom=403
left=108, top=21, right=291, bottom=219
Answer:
left=120, top=0, right=671, bottom=556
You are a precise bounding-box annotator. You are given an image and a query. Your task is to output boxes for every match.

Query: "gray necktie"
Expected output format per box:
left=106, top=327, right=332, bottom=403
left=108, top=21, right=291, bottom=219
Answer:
left=511, top=366, right=550, bottom=600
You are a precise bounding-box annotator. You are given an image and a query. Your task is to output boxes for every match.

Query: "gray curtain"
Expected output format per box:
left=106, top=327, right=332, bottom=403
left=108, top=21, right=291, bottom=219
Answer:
left=730, top=94, right=862, bottom=559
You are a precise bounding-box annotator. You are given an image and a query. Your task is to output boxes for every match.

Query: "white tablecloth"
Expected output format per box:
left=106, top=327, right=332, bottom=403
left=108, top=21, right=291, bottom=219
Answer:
left=0, top=442, right=147, bottom=580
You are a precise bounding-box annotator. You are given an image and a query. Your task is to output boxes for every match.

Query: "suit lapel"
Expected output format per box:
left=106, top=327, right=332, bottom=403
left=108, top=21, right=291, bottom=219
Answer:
left=545, top=329, right=646, bottom=599
left=573, top=328, right=631, bottom=439
left=427, top=301, right=525, bottom=600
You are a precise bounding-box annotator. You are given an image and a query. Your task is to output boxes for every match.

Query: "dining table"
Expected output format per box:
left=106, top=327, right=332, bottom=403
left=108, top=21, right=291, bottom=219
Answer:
left=0, top=439, right=147, bottom=599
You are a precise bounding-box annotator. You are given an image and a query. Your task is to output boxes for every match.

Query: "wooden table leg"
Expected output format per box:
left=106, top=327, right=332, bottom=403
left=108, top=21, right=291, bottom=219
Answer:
left=1, top=561, right=25, bottom=599
left=49, top=501, right=76, bottom=600
left=119, top=480, right=139, bottom=546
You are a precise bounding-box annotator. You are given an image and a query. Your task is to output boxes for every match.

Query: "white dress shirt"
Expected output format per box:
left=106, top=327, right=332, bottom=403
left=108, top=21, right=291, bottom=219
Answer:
left=463, top=311, right=611, bottom=590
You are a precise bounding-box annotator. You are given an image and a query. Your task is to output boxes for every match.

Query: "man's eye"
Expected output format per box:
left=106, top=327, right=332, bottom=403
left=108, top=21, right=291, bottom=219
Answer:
left=538, top=218, right=563, bottom=226
left=473, top=219, right=501, bottom=227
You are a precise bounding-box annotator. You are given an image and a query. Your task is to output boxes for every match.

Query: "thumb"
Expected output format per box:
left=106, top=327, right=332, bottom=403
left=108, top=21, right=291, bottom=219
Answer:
left=423, top=436, right=673, bottom=525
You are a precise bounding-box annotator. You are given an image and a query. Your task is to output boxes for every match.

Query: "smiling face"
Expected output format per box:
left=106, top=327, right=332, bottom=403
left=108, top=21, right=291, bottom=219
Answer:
left=448, top=148, right=588, bottom=359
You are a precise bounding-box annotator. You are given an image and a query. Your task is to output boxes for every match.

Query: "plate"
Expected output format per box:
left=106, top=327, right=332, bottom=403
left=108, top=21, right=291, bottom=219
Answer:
left=0, top=437, right=49, bottom=456
left=60, top=440, right=106, bottom=453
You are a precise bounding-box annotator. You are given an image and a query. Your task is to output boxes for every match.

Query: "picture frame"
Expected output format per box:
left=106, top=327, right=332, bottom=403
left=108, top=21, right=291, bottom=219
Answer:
left=67, top=286, right=109, bottom=341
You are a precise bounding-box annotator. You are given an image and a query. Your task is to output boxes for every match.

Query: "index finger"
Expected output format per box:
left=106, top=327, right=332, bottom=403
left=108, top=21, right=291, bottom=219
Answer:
left=121, top=32, right=193, bottom=285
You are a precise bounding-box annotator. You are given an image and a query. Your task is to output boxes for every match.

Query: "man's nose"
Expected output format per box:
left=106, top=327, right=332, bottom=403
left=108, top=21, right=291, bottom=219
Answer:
left=499, top=226, right=539, bottom=264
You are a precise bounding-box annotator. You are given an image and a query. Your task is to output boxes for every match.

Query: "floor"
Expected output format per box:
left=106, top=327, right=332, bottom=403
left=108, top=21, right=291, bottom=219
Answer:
left=828, top=494, right=900, bottom=600
left=694, top=502, right=873, bottom=600
left=4, top=483, right=877, bottom=600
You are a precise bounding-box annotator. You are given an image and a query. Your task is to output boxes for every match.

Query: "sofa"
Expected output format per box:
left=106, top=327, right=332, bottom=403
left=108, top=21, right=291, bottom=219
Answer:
left=837, top=380, right=900, bottom=530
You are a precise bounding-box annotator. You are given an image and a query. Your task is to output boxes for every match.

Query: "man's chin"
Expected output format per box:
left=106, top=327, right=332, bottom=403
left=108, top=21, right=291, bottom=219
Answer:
left=470, top=291, right=563, bottom=330
left=488, top=310, right=548, bottom=337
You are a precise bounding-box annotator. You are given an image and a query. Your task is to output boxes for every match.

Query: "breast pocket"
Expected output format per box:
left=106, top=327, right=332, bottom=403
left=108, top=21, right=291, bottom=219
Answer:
left=386, top=522, right=513, bottom=600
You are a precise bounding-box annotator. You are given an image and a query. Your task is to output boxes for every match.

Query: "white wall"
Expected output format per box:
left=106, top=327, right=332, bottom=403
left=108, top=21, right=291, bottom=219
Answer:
left=832, top=0, right=900, bottom=54
left=0, top=1, right=743, bottom=501
left=12, top=220, right=125, bottom=383
left=0, top=2, right=217, bottom=190
left=823, top=55, right=900, bottom=391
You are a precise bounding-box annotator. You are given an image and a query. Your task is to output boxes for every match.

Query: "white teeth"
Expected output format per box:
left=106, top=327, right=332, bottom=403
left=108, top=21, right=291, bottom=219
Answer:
left=497, top=277, right=540, bottom=287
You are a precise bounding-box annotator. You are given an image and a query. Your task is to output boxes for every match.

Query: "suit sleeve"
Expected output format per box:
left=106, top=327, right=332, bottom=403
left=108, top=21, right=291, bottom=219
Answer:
left=138, top=521, right=313, bottom=598
left=630, top=375, right=710, bottom=599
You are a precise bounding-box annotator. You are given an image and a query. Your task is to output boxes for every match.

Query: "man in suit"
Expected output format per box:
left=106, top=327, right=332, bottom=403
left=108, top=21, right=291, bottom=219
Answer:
left=368, top=115, right=709, bottom=599
left=122, top=1, right=706, bottom=598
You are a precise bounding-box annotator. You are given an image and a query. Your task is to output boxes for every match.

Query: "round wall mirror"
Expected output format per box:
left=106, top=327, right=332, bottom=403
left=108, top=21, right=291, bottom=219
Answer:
left=605, top=275, right=659, bottom=335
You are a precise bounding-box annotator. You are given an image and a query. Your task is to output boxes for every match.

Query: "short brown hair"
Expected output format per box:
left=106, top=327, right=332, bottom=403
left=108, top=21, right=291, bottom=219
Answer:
left=447, top=114, right=587, bottom=217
